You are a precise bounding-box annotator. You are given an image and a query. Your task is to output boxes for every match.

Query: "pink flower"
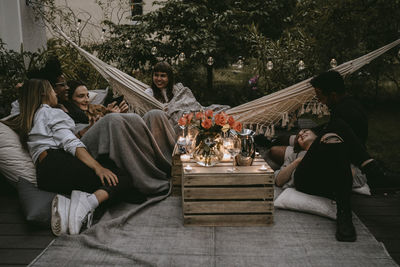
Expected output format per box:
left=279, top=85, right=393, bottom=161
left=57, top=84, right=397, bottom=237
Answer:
left=201, top=118, right=212, bottom=129
left=214, top=112, right=227, bottom=126
left=228, top=115, right=235, bottom=127
left=233, top=121, right=243, bottom=132
left=204, top=109, right=213, bottom=118
left=178, top=117, right=187, bottom=126
left=185, top=113, right=194, bottom=123
left=195, top=112, right=204, bottom=120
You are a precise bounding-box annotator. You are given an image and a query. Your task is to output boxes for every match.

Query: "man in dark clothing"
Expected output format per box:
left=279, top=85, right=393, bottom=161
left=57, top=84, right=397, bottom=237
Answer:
left=311, top=70, right=368, bottom=146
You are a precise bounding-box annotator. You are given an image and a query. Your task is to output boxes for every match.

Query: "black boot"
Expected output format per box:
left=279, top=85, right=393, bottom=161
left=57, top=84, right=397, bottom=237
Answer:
left=336, top=208, right=356, bottom=242
left=362, top=160, right=400, bottom=190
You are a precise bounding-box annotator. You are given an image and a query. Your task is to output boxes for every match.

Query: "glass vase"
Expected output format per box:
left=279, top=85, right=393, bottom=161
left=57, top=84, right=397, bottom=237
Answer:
left=193, top=134, right=223, bottom=167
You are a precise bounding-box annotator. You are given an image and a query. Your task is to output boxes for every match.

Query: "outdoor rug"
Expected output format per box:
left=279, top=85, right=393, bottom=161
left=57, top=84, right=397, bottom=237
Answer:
left=30, top=196, right=397, bottom=267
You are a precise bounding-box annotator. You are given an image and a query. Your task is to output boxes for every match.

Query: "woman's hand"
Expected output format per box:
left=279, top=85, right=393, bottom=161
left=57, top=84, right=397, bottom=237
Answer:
left=94, top=166, right=119, bottom=186
left=119, top=100, right=129, bottom=113
left=106, top=101, right=121, bottom=113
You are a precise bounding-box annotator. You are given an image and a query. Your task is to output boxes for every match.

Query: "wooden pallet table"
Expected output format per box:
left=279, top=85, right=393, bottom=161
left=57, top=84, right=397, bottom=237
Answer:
left=181, top=160, right=274, bottom=226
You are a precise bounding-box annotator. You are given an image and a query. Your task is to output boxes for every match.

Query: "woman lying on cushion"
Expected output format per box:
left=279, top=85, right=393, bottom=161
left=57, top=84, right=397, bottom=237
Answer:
left=275, top=129, right=367, bottom=190
left=274, top=126, right=370, bottom=242
left=4, top=79, right=133, bottom=236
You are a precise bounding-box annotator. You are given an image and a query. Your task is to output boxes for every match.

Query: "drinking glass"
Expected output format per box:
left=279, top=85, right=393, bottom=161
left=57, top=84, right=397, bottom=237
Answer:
left=223, top=136, right=241, bottom=172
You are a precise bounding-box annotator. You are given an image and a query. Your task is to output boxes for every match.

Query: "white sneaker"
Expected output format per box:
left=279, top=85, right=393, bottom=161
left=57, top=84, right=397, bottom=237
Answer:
left=68, top=190, right=95, bottom=235
left=51, top=195, right=70, bottom=236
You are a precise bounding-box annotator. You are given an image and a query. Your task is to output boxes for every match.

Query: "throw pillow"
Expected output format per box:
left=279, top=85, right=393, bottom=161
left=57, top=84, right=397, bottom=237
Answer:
left=17, top=178, right=56, bottom=227
left=274, top=188, right=337, bottom=220
left=0, top=122, right=36, bottom=184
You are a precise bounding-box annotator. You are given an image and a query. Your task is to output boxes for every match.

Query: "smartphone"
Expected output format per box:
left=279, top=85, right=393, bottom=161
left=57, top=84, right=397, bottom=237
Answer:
left=112, top=95, right=124, bottom=105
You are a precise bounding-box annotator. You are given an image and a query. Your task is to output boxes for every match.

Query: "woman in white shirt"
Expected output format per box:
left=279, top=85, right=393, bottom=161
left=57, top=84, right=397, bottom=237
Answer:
left=5, top=79, right=133, bottom=236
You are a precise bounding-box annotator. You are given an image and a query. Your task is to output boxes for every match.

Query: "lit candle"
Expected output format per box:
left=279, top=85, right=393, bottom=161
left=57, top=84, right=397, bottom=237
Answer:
left=259, top=164, right=267, bottom=171
left=222, top=153, right=231, bottom=161
left=180, top=154, right=190, bottom=162
left=184, top=164, right=192, bottom=171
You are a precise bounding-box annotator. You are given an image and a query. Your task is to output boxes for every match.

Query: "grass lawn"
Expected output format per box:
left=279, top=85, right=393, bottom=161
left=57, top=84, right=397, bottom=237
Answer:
left=367, top=102, right=400, bottom=173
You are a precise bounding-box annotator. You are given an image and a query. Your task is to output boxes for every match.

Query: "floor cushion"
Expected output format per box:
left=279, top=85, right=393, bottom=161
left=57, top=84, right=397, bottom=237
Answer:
left=0, top=122, right=36, bottom=184
left=17, top=178, right=56, bottom=227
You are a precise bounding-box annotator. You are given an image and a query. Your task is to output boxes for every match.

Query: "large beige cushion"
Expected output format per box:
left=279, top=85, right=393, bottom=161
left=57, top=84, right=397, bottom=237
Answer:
left=0, top=122, right=36, bottom=184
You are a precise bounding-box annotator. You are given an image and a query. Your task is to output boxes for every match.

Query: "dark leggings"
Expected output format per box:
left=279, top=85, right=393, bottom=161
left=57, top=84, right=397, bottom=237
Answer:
left=294, top=118, right=369, bottom=210
left=37, top=149, right=132, bottom=200
left=294, top=139, right=353, bottom=209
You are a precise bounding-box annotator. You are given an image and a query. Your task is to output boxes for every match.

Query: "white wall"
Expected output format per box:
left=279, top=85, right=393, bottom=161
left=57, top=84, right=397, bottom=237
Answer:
left=50, top=0, right=166, bottom=43
left=0, top=0, right=46, bottom=52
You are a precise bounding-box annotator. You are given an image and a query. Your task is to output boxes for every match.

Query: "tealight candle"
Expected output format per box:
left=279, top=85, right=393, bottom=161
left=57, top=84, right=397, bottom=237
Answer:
left=184, top=165, right=193, bottom=171
left=222, top=153, right=231, bottom=161
left=259, top=164, right=267, bottom=171
left=180, top=154, right=191, bottom=162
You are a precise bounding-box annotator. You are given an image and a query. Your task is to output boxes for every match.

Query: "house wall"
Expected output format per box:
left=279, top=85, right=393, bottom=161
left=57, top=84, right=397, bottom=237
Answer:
left=50, top=0, right=166, bottom=43
left=0, top=0, right=47, bottom=52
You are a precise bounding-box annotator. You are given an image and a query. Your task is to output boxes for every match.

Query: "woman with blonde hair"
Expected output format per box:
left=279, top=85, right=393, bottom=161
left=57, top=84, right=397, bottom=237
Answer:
left=4, top=79, right=133, bottom=236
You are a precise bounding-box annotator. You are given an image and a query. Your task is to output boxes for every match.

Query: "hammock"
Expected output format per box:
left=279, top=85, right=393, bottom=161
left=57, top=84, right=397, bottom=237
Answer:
left=57, top=29, right=400, bottom=134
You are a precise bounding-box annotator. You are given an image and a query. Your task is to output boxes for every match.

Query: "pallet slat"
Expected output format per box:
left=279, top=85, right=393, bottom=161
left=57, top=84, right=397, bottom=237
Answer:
left=184, top=187, right=273, bottom=200
left=184, top=201, right=273, bottom=214
left=184, top=174, right=273, bottom=186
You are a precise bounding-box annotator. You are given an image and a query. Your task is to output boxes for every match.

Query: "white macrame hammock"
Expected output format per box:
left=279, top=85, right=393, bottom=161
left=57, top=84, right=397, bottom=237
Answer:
left=57, top=30, right=400, bottom=136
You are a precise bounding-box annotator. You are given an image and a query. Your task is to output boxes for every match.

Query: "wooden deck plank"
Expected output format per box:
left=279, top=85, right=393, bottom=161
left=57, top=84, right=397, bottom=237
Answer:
left=0, top=236, right=54, bottom=249
left=0, top=249, right=45, bottom=265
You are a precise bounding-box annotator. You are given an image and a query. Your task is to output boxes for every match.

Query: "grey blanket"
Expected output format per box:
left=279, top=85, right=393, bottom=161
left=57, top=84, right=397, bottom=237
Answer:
left=30, top=196, right=397, bottom=267
left=81, top=110, right=176, bottom=195
left=166, top=83, right=230, bottom=132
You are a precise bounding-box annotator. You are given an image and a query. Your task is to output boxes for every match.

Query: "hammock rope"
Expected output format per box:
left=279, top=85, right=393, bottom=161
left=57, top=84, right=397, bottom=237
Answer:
left=56, top=27, right=400, bottom=130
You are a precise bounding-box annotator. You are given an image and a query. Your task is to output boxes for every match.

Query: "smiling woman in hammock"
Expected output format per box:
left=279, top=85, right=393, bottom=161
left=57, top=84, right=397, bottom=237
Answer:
left=144, top=61, right=230, bottom=133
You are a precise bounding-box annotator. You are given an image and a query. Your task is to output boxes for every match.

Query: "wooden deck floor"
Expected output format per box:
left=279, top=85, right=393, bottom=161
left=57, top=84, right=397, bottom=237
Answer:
left=0, top=177, right=399, bottom=266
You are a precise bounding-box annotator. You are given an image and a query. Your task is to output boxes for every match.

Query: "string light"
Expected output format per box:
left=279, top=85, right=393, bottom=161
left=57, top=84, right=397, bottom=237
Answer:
left=237, top=58, right=244, bottom=69
left=100, top=28, right=106, bottom=41
left=151, top=46, right=157, bottom=56
left=297, top=60, right=305, bottom=71
left=266, top=60, right=273, bottom=70
left=330, top=58, right=337, bottom=68
left=178, top=52, right=186, bottom=62
left=207, top=56, right=214, bottom=66
left=124, top=39, right=131, bottom=48
left=76, top=19, right=81, bottom=31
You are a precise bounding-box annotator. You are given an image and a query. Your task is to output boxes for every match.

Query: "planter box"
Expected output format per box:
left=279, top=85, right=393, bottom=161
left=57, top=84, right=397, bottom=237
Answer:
left=181, top=162, right=274, bottom=226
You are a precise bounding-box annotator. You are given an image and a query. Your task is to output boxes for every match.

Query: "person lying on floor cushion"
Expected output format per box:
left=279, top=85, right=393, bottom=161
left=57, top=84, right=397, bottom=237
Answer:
left=274, top=126, right=375, bottom=242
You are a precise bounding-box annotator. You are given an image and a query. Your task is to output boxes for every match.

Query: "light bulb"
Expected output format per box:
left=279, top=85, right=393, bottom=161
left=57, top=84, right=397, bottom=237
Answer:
left=100, top=29, right=106, bottom=41
left=297, top=60, right=305, bottom=71
left=178, top=52, right=186, bottom=62
left=237, top=59, right=244, bottom=69
left=330, top=58, right=337, bottom=68
left=124, top=39, right=131, bottom=48
left=151, top=46, right=157, bottom=56
left=207, top=56, right=214, bottom=66
left=266, top=60, right=273, bottom=70
left=76, top=19, right=81, bottom=31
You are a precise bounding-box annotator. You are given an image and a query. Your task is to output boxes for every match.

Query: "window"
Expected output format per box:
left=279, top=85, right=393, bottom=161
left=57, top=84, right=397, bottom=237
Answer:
left=131, top=0, right=143, bottom=17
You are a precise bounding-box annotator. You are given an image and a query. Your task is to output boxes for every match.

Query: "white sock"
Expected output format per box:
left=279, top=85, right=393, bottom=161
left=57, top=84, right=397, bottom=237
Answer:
left=87, top=194, right=99, bottom=210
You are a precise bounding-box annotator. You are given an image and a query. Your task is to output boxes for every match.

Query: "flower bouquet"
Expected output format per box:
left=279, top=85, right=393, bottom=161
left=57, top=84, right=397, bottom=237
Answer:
left=178, top=110, right=242, bottom=166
